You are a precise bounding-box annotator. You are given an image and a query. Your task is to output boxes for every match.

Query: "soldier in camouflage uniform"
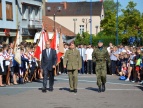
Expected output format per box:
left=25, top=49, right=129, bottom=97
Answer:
left=63, top=42, right=81, bottom=93
left=92, top=40, right=110, bottom=93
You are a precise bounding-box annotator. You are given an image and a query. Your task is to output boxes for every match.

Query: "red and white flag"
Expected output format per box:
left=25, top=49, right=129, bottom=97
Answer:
left=34, top=30, right=49, bottom=60
left=50, top=29, right=59, bottom=51
left=57, top=33, right=64, bottom=64
left=51, top=30, right=64, bottom=64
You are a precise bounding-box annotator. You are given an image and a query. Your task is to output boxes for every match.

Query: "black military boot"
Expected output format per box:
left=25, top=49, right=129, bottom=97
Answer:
left=98, top=86, right=101, bottom=93
left=102, top=83, right=105, bottom=92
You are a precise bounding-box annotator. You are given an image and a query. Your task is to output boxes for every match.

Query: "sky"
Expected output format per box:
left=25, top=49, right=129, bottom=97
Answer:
left=47, top=0, right=143, bottom=14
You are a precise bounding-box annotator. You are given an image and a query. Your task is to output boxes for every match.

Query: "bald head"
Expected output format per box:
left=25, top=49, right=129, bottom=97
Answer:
left=46, top=40, right=51, bottom=49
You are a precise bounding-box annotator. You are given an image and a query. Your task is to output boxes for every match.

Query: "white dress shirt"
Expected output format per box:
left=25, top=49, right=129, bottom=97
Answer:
left=0, top=53, right=4, bottom=72
left=85, top=48, right=93, bottom=60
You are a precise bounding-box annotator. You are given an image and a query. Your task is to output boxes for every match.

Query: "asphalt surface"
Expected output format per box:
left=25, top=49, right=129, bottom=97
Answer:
left=0, top=74, right=143, bottom=108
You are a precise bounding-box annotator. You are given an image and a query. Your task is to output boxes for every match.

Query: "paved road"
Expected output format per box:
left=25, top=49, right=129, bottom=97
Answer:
left=0, top=74, right=143, bottom=108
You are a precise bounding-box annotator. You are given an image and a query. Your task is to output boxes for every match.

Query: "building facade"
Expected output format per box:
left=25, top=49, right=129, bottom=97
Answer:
left=17, top=0, right=43, bottom=42
left=45, top=1, right=104, bottom=36
left=0, top=0, right=43, bottom=43
left=0, top=0, right=17, bottom=43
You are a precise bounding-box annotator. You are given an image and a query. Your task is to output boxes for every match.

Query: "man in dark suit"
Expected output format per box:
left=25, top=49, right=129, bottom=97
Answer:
left=41, top=41, right=57, bottom=92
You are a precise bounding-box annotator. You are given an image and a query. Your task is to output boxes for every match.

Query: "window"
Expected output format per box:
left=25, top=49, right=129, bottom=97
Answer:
left=0, top=0, right=2, bottom=19
left=35, top=7, right=39, bottom=20
left=6, top=2, right=13, bottom=20
left=22, top=5, right=27, bottom=19
left=29, top=7, right=34, bottom=19
left=80, top=25, right=84, bottom=35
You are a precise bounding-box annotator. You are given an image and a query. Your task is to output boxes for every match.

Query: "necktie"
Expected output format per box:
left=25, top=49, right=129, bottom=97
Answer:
left=47, top=49, right=49, bottom=58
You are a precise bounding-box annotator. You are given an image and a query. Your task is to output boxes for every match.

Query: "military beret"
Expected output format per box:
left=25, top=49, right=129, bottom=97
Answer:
left=98, top=40, right=103, bottom=43
left=69, top=41, right=75, bottom=46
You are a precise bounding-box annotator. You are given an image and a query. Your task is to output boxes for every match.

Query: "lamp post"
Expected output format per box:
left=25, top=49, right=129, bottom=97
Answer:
left=95, top=25, right=98, bottom=35
left=47, top=6, right=61, bottom=32
left=90, top=0, right=92, bottom=44
left=73, top=18, right=77, bottom=34
left=82, top=18, right=91, bottom=32
left=116, top=0, right=119, bottom=45
left=53, top=13, right=56, bottom=32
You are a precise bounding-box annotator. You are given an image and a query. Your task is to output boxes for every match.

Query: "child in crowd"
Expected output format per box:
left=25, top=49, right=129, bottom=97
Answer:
left=19, top=48, right=29, bottom=84
left=134, top=48, right=142, bottom=82
left=119, top=62, right=128, bottom=76
left=117, top=53, right=125, bottom=74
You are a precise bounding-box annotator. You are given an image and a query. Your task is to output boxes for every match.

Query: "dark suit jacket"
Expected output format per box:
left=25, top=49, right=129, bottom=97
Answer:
left=41, top=48, right=57, bottom=71
left=21, top=55, right=29, bottom=69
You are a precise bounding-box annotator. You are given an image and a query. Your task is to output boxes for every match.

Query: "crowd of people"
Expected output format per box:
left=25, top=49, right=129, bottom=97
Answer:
left=108, top=43, right=143, bottom=83
left=60, top=42, right=143, bottom=84
left=0, top=41, right=43, bottom=87
left=0, top=40, right=143, bottom=87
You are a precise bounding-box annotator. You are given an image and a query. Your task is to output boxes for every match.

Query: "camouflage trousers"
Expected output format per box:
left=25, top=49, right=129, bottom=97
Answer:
left=96, top=62, right=107, bottom=87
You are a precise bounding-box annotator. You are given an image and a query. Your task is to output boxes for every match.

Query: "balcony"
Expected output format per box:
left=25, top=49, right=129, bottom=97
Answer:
left=28, top=19, right=42, bottom=29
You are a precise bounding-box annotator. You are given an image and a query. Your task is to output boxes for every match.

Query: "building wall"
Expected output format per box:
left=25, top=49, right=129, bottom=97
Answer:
left=0, top=0, right=17, bottom=43
left=48, top=16, right=101, bottom=35
left=17, top=0, right=42, bottom=37
left=0, top=0, right=17, bottom=29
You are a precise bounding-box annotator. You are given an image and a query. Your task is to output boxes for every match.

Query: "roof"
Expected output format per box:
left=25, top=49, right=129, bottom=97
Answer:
left=42, top=16, right=75, bottom=36
left=45, top=1, right=103, bottom=16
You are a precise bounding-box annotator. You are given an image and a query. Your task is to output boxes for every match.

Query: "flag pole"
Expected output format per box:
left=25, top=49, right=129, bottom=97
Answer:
left=12, top=29, right=18, bottom=54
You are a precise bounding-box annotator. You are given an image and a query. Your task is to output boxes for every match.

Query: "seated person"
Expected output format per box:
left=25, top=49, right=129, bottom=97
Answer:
left=119, top=62, right=128, bottom=76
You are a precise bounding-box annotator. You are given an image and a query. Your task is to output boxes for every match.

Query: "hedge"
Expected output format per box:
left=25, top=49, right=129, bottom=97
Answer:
left=75, top=33, right=122, bottom=46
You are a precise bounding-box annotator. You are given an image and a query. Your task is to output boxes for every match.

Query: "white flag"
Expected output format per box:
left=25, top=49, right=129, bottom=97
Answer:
left=13, top=30, right=22, bottom=64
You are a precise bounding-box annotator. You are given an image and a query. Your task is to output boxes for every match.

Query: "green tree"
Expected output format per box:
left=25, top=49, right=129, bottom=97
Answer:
left=121, top=1, right=141, bottom=42
left=75, top=33, right=82, bottom=45
left=139, top=13, right=143, bottom=37
left=101, top=0, right=121, bottom=36
left=100, top=11, right=116, bottom=36
left=103, top=0, right=121, bottom=14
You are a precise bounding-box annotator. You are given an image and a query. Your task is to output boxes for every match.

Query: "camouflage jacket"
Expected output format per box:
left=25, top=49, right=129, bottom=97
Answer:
left=92, top=47, right=110, bottom=64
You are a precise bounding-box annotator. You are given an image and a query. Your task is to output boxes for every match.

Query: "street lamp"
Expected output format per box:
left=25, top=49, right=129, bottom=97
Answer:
left=47, top=6, right=62, bottom=32
left=95, top=25, right=98, bottom=35
left=90, top=0, right=92, bottom=45
left=73, top=18, right=77, bottom=34
left=116, top=0, right=119, bottom=45
left=82, top=18, right=91, bottom=32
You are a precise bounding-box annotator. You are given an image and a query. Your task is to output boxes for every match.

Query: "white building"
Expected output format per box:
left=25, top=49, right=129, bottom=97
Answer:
left=45, top=1, right=104, bottom=35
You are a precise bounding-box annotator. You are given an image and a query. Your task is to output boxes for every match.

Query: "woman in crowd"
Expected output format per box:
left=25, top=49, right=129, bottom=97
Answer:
left=0, top=48, right=5, bottom=87
left=125, top=49, right=136, bottom=81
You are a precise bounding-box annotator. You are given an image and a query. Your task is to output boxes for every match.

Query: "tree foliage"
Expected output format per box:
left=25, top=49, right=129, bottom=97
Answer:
left=75, top=1, right=143, bottom=46
left=101, top=1, right=143, bottom=45
left=101, top=0, right=121, bottom=36
left=103, top=0, right=121, bottom=14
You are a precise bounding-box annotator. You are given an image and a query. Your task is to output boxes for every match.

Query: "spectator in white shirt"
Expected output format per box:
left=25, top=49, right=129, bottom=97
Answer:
left=107, top=42, right=113, bottom=54
left=110, top=46, right=119, bottom=75
left=85, top=44, right=93, bottom=74
left=118, top=44, right=125, bottom=54
left=78, top=44, right=86, bottom=74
